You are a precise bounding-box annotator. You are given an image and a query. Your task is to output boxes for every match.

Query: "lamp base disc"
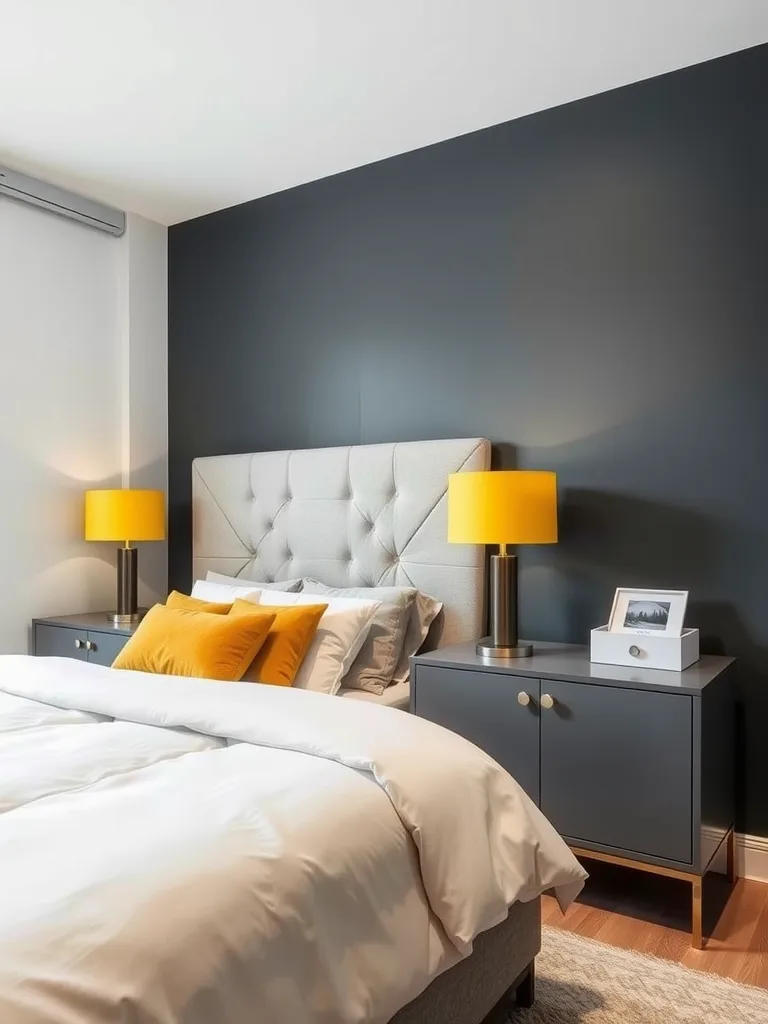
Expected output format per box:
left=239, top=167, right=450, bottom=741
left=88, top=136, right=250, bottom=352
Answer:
left=106, top=611, right=144, bottom=626
left=476, top=638, right=533, bottom=659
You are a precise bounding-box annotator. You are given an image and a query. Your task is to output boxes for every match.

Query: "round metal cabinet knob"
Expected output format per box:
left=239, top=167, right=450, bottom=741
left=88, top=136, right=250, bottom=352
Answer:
left=540, top=693, right=555, bottom=710
left=517, top=691, right=531, bottom=707
left=75, top=638, right=84, bottom=650
left=85, top=640, right=97, bottom=652
left=629, top=644, right=641, bottom=658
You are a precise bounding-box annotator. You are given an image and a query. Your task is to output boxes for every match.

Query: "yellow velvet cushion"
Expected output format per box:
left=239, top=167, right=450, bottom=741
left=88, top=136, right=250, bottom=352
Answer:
left=112, top=603, right=276, bottom=681
left=229, top=598, right=328, bottom=686
left=166, top=590, right=232, bottom=615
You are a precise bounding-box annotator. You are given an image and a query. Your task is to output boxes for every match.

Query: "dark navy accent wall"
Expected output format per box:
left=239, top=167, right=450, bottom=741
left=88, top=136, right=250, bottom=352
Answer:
left=169, top=44, right=768, bottom=833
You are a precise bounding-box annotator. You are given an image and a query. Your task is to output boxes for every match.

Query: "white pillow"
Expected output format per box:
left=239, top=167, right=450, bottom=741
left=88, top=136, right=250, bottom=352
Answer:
left=191, top=579, right=264, bottom=604
left=206, top=571, right=302, bottom=593
left=251, top=590, right=380, bottom=696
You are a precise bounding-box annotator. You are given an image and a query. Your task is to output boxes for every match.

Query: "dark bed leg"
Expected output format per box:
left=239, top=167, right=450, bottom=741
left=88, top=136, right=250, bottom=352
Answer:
left=484, top=959, right=537, bottom=1021
left=514, top=961, right=535, bottom=1009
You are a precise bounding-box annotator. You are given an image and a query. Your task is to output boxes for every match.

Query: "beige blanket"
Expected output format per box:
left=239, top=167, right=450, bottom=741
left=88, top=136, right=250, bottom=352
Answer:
left=0, top=656, right=586, bottom=1024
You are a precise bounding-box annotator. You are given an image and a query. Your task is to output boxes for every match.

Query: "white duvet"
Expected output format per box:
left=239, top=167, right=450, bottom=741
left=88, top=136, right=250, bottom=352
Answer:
left=0, top=656, right=586, bottom=1024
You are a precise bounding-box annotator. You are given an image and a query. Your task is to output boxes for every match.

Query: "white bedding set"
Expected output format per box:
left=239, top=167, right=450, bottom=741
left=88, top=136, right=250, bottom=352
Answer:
left=0, top=656, right=586, bottom=1024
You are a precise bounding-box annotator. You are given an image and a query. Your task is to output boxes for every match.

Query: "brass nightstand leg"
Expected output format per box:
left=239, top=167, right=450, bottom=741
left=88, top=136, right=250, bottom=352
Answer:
left=692, top=879, right=703, bottom=949
left=570, top=845, right=708, bottom=949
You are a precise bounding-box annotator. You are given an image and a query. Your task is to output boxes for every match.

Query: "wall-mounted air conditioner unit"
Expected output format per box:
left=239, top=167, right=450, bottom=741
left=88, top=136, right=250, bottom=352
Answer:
left=0, top=166, right=125, bottom=236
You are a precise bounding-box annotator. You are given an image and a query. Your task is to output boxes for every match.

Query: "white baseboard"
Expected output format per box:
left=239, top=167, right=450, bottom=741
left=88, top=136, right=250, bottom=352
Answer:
left=737, top=833, right=768, bottom=883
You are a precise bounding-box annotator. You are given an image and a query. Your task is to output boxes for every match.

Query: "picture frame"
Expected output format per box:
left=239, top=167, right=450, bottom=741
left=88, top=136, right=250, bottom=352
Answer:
left=607, top=588, right=688, bottom=637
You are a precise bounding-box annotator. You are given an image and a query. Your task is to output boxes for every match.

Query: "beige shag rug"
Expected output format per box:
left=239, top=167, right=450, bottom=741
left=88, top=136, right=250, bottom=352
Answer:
left=514, top=927, right=768, bottom=1022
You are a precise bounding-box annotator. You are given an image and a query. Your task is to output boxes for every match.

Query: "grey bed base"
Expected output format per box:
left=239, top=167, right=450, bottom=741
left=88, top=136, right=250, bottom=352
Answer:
left=388, top=898, right=541, bottom=1024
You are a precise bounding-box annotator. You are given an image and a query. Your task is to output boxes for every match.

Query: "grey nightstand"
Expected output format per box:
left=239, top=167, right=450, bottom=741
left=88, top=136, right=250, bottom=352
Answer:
left=32, top=613, right=139, bottom=667
left=411, top=641, right=736, bottom=948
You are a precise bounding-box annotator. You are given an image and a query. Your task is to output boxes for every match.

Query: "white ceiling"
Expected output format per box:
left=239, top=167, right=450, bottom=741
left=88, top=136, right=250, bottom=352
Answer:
left=2, top=1, right=766, bottom=225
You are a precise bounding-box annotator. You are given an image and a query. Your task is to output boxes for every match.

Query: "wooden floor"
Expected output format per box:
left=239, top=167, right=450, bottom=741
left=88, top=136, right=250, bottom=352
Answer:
left=542, top=858, right=768, bottom=988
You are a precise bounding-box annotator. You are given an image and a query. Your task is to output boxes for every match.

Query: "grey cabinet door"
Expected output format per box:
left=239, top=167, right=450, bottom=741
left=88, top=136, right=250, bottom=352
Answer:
left=540, top=679, right=693, bottom=864
left=34, top=624, right=87, bottom=661
left=85, top=632, right=128, bottom=667
left=414, top=665, right=541, bottom=803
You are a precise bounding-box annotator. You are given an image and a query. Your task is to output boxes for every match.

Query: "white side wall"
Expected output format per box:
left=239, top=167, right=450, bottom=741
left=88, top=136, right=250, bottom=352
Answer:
left=0, top=198, right=167, bottom=653
left=120, top=213, right=168, bottom=607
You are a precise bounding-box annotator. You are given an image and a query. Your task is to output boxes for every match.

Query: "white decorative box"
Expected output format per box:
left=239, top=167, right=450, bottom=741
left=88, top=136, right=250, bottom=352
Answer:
left=590, top=625, right=700, bottom=672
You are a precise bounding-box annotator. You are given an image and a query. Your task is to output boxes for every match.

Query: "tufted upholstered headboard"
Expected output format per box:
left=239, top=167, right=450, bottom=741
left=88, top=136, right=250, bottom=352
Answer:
left=192, top=437, right=490, bottom=649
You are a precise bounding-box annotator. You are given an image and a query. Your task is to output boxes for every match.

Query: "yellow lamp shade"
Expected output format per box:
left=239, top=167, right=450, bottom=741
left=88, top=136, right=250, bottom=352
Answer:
left=448, top=470, right=557, bottom=546
left=85, top=489, right=166, bottom=544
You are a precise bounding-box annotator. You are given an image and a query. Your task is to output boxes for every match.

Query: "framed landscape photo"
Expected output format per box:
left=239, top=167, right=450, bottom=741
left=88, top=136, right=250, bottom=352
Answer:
left=608, top=588, right=688, bottom=637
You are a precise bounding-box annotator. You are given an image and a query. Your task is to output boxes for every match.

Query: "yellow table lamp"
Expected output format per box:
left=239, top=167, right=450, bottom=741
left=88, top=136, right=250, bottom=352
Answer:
left=448, top=470, right=557, bottom=658
left=85, top=489, right=166, bottom=624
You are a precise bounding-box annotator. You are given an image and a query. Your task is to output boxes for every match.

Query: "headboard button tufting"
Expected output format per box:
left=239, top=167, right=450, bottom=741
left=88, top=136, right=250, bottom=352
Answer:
left=191, top=438, right=490, bottom=649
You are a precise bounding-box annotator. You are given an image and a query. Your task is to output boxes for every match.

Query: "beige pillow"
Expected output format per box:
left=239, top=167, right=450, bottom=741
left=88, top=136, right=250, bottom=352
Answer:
left=300, top=580, right=441, bottom=693
left=394, top=589, right=443, bottom=684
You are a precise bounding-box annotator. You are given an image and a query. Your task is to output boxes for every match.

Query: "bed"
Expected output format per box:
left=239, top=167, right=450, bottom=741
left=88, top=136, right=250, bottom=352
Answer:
left=0, top=437, right=586, bottom=1024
